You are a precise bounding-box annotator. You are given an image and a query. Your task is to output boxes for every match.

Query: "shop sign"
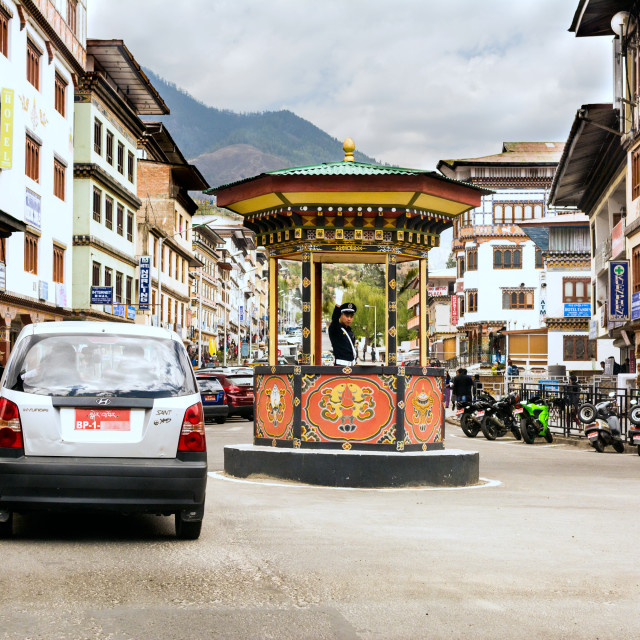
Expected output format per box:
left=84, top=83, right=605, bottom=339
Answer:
left=563, top=303, right=591, bottom=317
left=612, top=219, right=625, bottom=258
left=632, top=291, right=640, bottom=321
left=38, top=281, right=48, bottom=301
left=113, top=304, right=125, bottom=318
left=609, top=261, right=630, bottom=321
left=25, top=188, right=41, bottom=228
left=589, top=318, right=598, bottom=340
left=428, top=286, right=448, bottom=297
left=55, top=283, right=67, bottom=307
left=1, top=89, right=14, bottom=169
left=127, top=305, right=136, bottom=320
left=450, top=295, right=458, bottom=325
left=91, top=286, right=113, bottom=305
left=138, top=256, right=150, bottom=310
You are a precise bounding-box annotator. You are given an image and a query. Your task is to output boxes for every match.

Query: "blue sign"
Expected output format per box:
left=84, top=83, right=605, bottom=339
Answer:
left=91, top=286, right=113, bottom=305
left=239, top=305, right=244, bottom=322
left=127, top=305, right=136, bottom=320
left=25, top=188, right=41, bottom=228
left=538, top=380, right=560, bottom=393
left=138, top=256, right=151, bottom=310
left=609, top=261, right=630, bottom=321
left=564, top=303, right=591, bottom=317
left=113, top=304, right=125, bottom=318
left=633, top=292, right=640, bottom=321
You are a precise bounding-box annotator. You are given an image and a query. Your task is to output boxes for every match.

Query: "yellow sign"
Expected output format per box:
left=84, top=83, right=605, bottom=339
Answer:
left=0, top=89, right=13, bottom=169
left=209, top=337, right=214, bottom=355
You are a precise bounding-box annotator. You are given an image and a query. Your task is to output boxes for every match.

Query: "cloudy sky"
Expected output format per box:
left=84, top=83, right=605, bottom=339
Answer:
left=88, top=0, right=613, bottom=169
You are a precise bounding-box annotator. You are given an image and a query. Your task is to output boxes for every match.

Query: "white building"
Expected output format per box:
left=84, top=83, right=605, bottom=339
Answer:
left=0, top=0, right=86, bottom=362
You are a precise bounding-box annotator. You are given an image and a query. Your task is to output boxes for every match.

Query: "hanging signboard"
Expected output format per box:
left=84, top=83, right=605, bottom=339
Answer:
left=91, top=286, right=112, bottom=305
left=608, top=260, right=630, bottom=321
left=138, top=256, right=150, bottom=310
left=611, top=219, right=625, bottom=258
left=564, top=303, right=591, bottom=317
left=428, top=286, right=448, bottom=297
left=25, top=188, right=41, bottom=228
left=450, top=295, right=458, bottom=326
left=0, top=89, right=14, bottom=169
left=632, top=291, right=640, bottom=321
left=112, top=304, right=125, bottom=318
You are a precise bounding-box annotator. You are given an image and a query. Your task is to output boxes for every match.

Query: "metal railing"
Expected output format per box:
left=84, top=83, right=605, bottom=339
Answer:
left=508, top=381, right=638, bottom=438
left=444, top=349, right=496, bottom=370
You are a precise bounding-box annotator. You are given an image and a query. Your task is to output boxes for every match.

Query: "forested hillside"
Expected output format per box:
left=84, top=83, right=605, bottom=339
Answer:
left=143, top=69, right=378, bottom=187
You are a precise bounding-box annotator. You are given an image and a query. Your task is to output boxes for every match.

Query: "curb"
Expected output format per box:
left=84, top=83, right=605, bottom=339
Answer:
left=445, top=417, right=636, bottom=452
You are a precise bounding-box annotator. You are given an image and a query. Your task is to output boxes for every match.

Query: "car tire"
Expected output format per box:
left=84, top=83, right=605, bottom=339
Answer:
left=175, top=514, right=202, bottom=540
left=0, top=512, right=13, bottom=538
left=215, top=417, right=226, bottom=424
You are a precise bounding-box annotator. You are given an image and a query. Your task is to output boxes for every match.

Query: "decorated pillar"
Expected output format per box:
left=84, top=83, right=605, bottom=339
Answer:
left=301, top=249, right=312, bottom=364
left=268, top=257, right=278, bottom=366
left=386, top=252, right=398, bottom=365
left=419, top=258, right=428, bottom=367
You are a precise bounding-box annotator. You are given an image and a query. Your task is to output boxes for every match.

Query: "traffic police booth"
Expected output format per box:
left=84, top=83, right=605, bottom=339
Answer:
left=208, top=139, right=489, bottom=487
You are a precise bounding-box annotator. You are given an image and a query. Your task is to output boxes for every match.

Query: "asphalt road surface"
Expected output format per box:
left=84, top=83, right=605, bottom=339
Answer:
left=1, top=417, right=640, bottom=639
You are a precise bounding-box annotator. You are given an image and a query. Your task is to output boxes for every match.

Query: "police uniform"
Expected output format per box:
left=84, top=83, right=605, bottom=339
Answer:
left=329, top=302, right=357, bottom=366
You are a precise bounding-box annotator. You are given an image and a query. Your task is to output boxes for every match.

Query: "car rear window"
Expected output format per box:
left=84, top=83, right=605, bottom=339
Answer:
left=6, top=334, right=197, bottom=398
left=197, top=378, right=223, bottom=393
left=226, top=376, right=253, bottom=386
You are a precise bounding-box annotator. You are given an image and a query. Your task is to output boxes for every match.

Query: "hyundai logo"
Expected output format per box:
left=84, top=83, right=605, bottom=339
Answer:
left=96, top=398, right=111, bottom=405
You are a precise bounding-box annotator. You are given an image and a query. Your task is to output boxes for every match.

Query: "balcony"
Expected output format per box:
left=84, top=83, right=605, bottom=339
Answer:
left=594, top=237, right=612, bottom=274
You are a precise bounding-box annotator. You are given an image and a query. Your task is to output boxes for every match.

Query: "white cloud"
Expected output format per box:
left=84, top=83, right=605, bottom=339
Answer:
left=88, top=0, right=612, bottom=168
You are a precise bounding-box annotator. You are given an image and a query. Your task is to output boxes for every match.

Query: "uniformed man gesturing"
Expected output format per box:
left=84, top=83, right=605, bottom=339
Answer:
left=329, top=288, right=357, bottom=366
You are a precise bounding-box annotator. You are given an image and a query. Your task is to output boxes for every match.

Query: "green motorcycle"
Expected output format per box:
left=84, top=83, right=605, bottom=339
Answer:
left=519, top=396, right=554, bottom=444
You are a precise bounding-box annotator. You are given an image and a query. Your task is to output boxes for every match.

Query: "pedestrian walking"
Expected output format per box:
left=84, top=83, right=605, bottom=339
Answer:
left=452, top=368, right=473, bottom=405
left=566, top=373, right=580, bottom=425
left=444, top=371, right=451, bottom=408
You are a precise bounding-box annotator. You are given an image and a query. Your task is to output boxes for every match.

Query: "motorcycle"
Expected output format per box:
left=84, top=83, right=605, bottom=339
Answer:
left=519, top=396, right=554, bottom=444
left=456, top=395, right=491, bottom=438
left=480, top=391, right=522, bottom=441
left=628, top=398, right=640, bottom=456
left=577, top=392, right=625, bottom=453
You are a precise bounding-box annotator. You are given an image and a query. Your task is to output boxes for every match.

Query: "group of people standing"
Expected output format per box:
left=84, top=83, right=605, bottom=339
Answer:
left=444, top=368, right=480, bottom=408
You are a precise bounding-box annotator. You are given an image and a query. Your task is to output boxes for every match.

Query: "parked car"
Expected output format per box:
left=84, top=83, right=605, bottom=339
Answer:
left=252, top=357, right=289, bottom=366
left=321, top=351, right=334, bottom=366
left=196, top=376, right=228, bottom=424
left=0, top=321, right=207, bottom=539
left=213, top=373, right=255, bottom=420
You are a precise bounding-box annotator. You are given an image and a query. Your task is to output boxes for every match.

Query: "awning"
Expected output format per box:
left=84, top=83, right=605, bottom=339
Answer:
left=0, top=209, right=27, bottom=237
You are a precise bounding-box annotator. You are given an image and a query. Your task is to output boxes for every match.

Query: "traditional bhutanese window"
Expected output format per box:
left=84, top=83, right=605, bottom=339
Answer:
left=466, top=248, right=477, bottom=271
left=25, top=233, right=38, bottom=275
left=92, top=261, right=100, bottom=286
left=67, top=0, right=77, bottom=34
left=117, top=142, right=124, bottom=174
left=115, top=271, right=123, bottom=303
left=633, top=148, right=640, bottom=201
left=92, top=187, right=102, bottom=223
left=502, top=289, right=534, bottom=309
left=106, top=131, right=114, bottom=165
left=126, top=211, right=133, bottom=242
left=116, top=203, right=124, bottom=236
left=563, top=278, right=591, bottom=303
left=25, top=134, right=40, bottom=182
left=563, top=335, right=596, bottom=361
left=94, top=118, right=102, bottom=155
left=105, top=196, right=113, bottom=230
left=466, top=289, right=478, bottom=312
left=494, top=247, right=522, bottom=269
left=535, top=247, right=544, bottom=269
left=26, top=39, right=41, bottom=89
left=53, top=158, right=65, bottom=200
left=54, top=72, right=67, bottom=117
left=53, top=245, right=64, bottom=283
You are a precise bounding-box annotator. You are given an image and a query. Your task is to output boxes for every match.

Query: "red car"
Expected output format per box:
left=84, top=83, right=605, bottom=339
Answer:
left=199, top=373, right=254, bottom=420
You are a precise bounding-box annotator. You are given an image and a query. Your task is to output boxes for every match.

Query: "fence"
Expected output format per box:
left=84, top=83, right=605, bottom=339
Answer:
left=507, top=381, right=639, bottom=438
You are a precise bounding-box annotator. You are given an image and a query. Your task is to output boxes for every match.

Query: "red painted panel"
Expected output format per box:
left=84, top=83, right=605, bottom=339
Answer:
left=404, top=376, right=443, bottom=444
left=255, top=374, right=294, bottom=440
left=302, top=374, right=396, bottom=445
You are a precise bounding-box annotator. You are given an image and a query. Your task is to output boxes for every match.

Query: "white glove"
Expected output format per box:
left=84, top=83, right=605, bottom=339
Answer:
left=335, top=287, right=344, bottom=306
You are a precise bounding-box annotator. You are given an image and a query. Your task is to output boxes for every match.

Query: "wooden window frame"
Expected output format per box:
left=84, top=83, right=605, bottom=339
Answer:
left=53, top=245, right=64, bottom=283
left=104, top=267, right=112, bottom=289
left=105, top=196, right=113, bottom=230
left=106, top=131, right=114, bottom=165
left=67, top=0, right=77, bottom=34
left=457, top=256, right=465, bottom=279
left=24, top=233, right=38, bottom=275
left=116, top=203, right=124, bottom=236
left=54, top=72, right=67, bottom=117
left=633, top=148, right=640, bottom=201
left=94, top=118, right=102, bottom=156
left=466, top=249, right=477, bottom=271
left=563, top=278, right=591, bottom=303
left=0, top=9, right=8, bottom=59
left=92, top=187, right=102, bottom=223
left=493, top=247, right=522, bottom=270
left=126, top=276, right=133, bottom=306
left=127, top=151, right=134, bottom=183
left=535, top=247, right=544, bottom=269
left=26, top=39, right=41, bottom=90
left=126, top=210, right=133, bottom=242
left=117, top=142, right=124, bottom=174
left=92, top=261, right=101, bottom=287
left=563, top=335, right=596, bottom=361
left=115, top=271, right=123, bottom=303
left=633, top=245, right=640, bottom=293
left=53, top=158, right=65, bottom=201
left=502, top=290, right=534, bottom=310
left=466, top=289, right=478, bottom=312
left=25, top=134, right=40, bottom=182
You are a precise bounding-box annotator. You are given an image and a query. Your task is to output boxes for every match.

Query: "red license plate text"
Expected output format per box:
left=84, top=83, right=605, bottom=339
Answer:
left=75, top=409, right=131, bottom=431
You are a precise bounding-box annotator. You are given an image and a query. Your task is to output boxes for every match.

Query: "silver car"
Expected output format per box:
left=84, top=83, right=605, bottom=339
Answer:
left=0, top=322, right=207, bottom=539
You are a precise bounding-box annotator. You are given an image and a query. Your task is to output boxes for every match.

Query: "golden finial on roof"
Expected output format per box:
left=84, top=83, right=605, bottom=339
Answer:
left=343, top=137, right=355, bottom=162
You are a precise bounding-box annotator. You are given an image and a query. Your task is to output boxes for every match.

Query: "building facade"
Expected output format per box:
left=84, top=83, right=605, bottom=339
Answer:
left=0, top=0, right=86, bottom=362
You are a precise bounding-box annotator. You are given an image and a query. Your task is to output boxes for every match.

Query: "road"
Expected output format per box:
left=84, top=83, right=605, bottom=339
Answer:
left=1, top=417, right=640, bottom=639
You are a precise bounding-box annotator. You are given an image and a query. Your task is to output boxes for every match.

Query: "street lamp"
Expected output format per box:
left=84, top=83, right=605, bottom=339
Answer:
left=365, top=304, right=377, bottom=362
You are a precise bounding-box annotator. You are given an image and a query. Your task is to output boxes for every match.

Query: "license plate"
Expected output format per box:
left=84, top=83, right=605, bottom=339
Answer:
left=633, top=435, right=640, bottom=443
left=475, top=411, right=485, bottom=418
left=514, top=408, right=523, bottom=414
left=205, top=395, right=216, bottom=401
left=587, top=431, right=599, bottom=439
left=455, top=409, right=464, bottom=415
left=75, top=408, right=130, bottom=431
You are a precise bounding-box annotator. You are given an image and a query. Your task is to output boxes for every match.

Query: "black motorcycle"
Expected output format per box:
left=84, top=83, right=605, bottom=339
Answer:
left=578, top=393, right=625, bottom=453
left=627, top=398, right=640, bottom=455
left=480, top=391, right=522, bottom=441
left=456, top=393, right=493, bottom=438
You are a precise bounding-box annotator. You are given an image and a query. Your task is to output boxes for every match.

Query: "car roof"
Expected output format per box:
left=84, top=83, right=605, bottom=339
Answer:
left=19, top=321, right=181, bottom=342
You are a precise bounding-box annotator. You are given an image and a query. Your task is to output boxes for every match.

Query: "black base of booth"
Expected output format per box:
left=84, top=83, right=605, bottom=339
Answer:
left=224, top=445, right=480, bottom=488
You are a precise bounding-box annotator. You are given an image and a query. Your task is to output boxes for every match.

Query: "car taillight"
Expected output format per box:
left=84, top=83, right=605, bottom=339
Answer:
left=227, top=385, right=241, bottom=394
left=178, top=402, right=206, bottom=452
left=0, top=397, right=23, bottom=449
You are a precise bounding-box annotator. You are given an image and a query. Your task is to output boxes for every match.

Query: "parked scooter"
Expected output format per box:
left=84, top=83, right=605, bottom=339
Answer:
left=519, top=396, right=554, bottom=444
left=480, top=391, right=522, bottom=441
left=628, top=398, right=640, bottom=455
left=577, top=392, right=625, bottom=453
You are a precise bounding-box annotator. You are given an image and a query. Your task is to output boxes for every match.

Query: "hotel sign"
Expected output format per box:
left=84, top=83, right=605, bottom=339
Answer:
left=138, top=256, right=150, bottom=310
left=608, top=260, right=630, bottom=322
left=0, top=89, right=13, bottom=169
left=450, top=295, right=459, bottom=326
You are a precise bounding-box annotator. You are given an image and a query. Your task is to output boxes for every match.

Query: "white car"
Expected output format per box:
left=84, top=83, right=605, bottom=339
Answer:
left=0, top=322, right=207, bottom=539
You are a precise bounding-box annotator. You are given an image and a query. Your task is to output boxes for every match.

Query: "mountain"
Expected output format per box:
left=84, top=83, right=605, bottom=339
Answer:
left=143, top=69, right=378, bottom=188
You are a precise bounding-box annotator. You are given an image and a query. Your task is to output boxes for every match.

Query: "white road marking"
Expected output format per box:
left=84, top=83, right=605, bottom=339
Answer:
left=208, top=471, right=502, bottom=492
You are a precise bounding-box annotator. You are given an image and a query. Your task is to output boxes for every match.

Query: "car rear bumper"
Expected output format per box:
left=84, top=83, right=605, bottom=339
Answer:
left=202, top=404, right=229, bottom=420
left=228, top=404, right=254, bottom=418
left=0, top=454, right=207, bottom=514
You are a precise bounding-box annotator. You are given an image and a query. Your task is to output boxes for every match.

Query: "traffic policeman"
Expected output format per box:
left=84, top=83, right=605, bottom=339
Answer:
left=329, top=288, right=357, bottom=366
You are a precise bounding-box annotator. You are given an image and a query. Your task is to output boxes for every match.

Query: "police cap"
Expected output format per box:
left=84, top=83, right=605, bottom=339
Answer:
left=339, top=302, right=357, bottom=315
